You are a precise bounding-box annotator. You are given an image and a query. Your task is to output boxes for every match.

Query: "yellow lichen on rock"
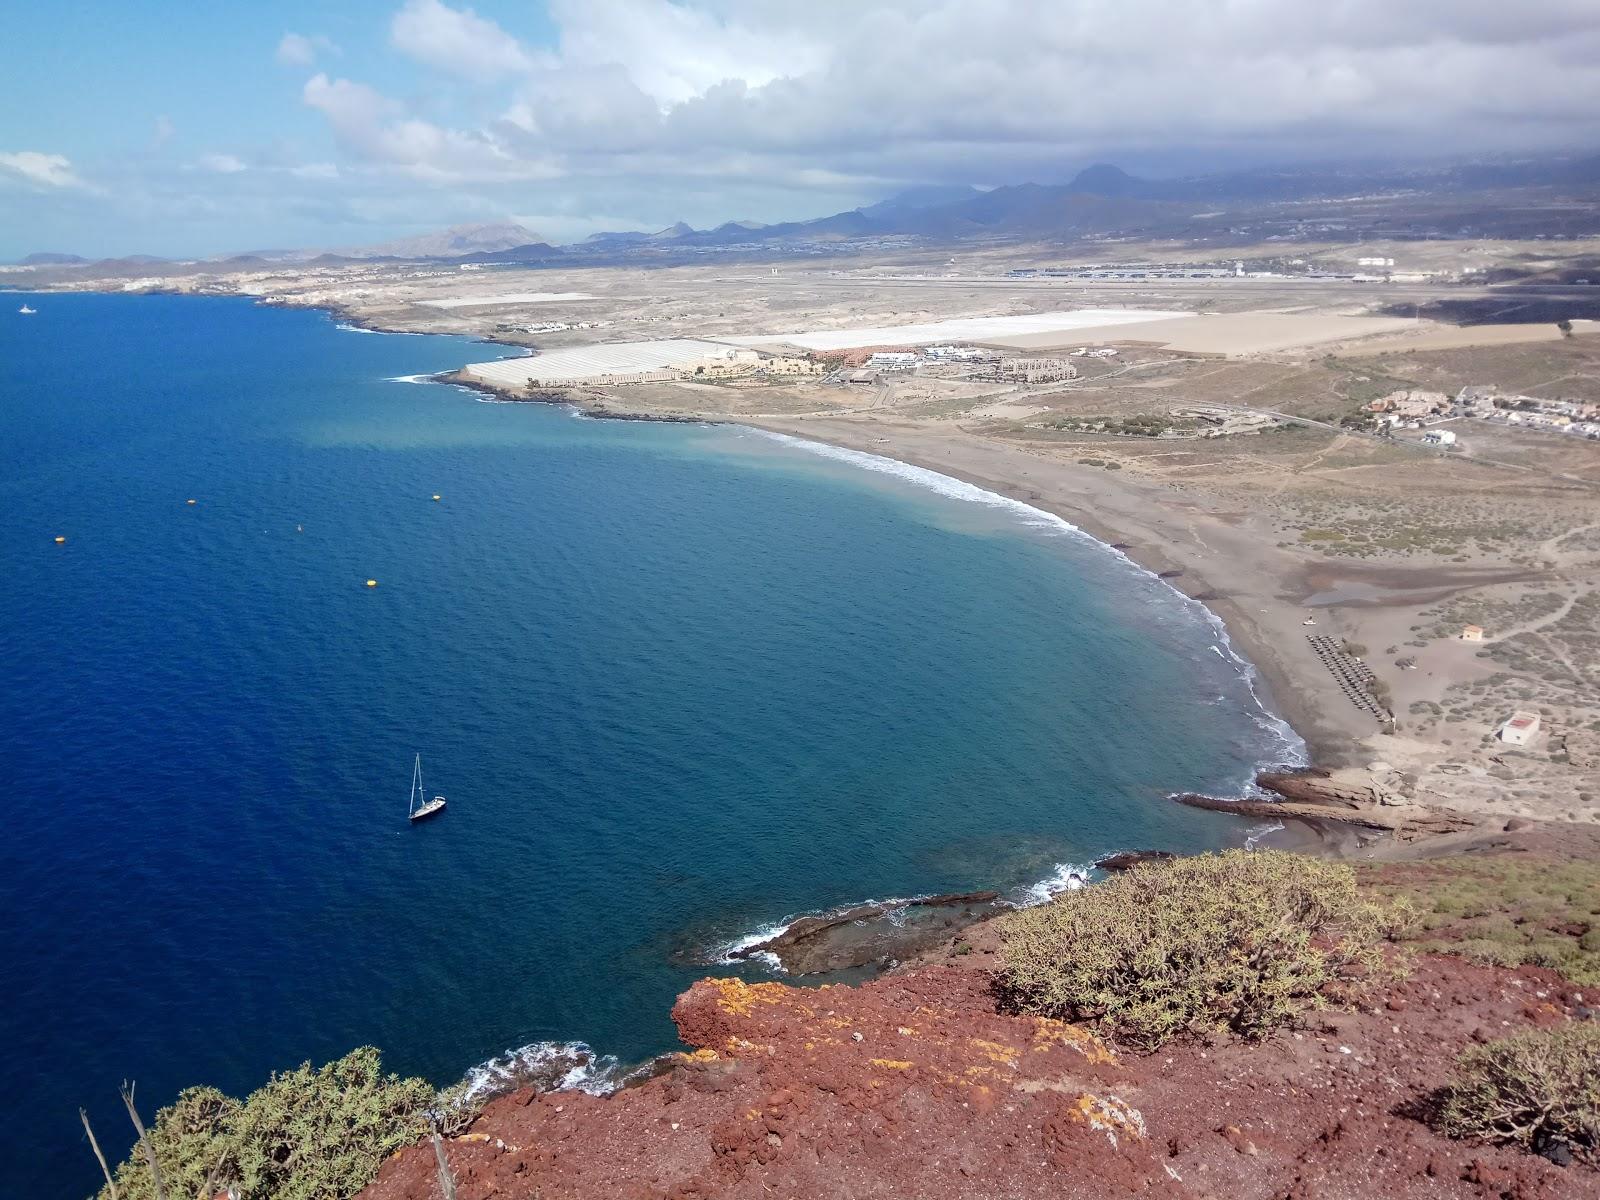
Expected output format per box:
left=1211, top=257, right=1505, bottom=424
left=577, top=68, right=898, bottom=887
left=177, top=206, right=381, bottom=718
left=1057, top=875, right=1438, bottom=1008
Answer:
left=1069, top=1093, right=1147, bottom=1148
left=678, top=1047, right=719, bottom=1063
left=969, top=1038, right=1021, bottom=1068
left=707, top=976, right=788, bottom=1017
left=869, top=1058, right=914, bottom=1070
left=1031, top=1016, right=1118, bottom=1065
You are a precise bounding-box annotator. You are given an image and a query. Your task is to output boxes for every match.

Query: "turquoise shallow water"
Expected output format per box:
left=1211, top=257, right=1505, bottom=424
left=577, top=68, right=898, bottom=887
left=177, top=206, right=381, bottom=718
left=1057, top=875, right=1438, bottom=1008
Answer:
left=0, top=293, right=1299, bottom=1198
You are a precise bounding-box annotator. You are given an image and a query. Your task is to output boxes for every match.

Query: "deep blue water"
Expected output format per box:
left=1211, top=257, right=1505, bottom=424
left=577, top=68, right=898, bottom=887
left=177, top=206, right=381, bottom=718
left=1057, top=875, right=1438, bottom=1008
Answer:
left=1, top=293, right=1298, bottom=1199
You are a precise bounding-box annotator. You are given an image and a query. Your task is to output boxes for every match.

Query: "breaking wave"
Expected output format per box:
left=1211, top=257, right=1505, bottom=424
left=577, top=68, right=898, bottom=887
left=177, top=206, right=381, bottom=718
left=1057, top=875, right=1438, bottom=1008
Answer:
left=1021, top=862, right=1092, bottom=905
left=459, top=1040, right=626, bottom=1105
left=1243, top=820, right=1286, bottom=851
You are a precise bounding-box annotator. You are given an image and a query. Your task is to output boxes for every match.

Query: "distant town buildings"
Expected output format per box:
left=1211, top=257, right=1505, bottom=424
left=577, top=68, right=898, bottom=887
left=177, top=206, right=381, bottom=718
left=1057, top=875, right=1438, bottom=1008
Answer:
left=863, top=351, right=919, bottom=371
left=992, top=357, right=1079, bottom=383
left=758, top=355, right=826, bottom=377
left=1455, top=385, right=1600, bottom=440
left=923, top=344, right=996, bottom=362
left=1369, top=389, right=1450, bottom=420
left=1421, top=429, right=1457, bottom=446
left=1008, top=263, right=1239, bottom=281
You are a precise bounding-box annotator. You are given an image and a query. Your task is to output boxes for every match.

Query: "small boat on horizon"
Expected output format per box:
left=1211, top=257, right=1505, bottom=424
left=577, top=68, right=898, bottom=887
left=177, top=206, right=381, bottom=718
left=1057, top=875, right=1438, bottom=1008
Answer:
left=408, top=753, right=447, bottom=822
left=18, top=304, right=36, bottom=314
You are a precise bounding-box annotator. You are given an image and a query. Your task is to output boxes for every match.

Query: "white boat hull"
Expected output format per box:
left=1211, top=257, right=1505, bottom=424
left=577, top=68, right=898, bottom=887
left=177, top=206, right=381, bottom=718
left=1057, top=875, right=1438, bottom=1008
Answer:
left=410, top=797, right=447, bottom=822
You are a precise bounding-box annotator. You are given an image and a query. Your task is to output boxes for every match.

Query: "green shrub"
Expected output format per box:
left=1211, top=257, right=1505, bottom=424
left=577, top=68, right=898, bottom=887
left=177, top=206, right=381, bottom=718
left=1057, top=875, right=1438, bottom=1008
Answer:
left=101, top=1048, right=438, bottom=1200
left=998, top=850, right=1406, bottom=1049
left=1361, top=857, right=1600, bottom=985
left=107, top=1086, right=239, bottom=1200
left=1439, top=1024, right=1600, bottom=1163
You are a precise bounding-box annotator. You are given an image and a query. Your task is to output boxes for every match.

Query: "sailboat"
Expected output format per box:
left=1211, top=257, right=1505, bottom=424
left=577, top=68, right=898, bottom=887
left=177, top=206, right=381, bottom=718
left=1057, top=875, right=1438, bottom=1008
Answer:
left=18, top=304, right=36, bottom=314
left=408, top=754, right=447, bottom=822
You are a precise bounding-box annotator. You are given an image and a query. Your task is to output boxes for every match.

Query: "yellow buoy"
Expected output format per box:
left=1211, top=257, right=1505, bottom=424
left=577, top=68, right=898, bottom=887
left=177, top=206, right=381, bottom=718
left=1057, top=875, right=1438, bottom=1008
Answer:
left=431, top=494, right=441, bottom=502
left=366, top=579, right=378, bottom=588
left=54, top=536, right=66, bottom=544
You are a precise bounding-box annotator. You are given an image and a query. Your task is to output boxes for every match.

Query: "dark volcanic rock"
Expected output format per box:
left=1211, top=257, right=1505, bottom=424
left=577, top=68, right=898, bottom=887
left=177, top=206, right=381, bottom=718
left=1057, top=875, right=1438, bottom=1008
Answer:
left=1094, top=850, right=1177, bottom=872
left=734, top=892, right=1004, bottom=975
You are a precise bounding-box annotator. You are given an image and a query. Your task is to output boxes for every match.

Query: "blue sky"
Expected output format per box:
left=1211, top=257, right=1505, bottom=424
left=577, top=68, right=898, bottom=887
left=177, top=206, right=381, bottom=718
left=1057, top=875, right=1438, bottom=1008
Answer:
left=4, top=1, right=1598, bottom=260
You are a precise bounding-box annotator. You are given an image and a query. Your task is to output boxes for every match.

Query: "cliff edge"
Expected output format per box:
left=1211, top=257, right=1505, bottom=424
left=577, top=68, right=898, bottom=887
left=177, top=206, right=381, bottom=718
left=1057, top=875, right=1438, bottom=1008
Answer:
left=359, top=955, right=1593, bottom=1199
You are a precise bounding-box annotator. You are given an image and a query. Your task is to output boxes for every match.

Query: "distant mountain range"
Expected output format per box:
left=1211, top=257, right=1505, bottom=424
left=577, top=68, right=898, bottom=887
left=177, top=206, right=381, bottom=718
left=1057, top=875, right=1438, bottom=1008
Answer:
left=17, top=152, right=1600, bottom=271
left=19, top=252, right=89, bottom=266
left=334, top=222, right=546, bottom=260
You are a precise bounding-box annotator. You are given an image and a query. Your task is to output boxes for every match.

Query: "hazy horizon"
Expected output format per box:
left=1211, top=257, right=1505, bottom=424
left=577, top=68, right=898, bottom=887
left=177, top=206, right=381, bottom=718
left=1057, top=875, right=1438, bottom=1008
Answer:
left=5, top=1, right=1600, bottom=260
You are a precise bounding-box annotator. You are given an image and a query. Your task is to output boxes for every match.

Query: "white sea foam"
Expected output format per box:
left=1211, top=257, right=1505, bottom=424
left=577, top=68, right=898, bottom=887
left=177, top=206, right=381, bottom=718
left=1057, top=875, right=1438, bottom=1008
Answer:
left=1022, top=863, right=1092, bottom=906
left=335, top=322, right=400, bottom=335
left=386, top=373, right=434, bottom=384
left=459, top=1040, right=624, bottom=1104
left=1243, top=820, right=1286, bottom=851
left=713, top=916, right=796, bottom=970
left=712, top=893, right=935, bottom=973
left=751, top=429, right=1309, bottom=781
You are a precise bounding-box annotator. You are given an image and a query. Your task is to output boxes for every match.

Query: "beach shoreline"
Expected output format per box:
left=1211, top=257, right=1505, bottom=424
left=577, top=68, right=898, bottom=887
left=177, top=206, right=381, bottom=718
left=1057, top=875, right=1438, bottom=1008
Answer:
left=483, top=382, right=1374, bottom=766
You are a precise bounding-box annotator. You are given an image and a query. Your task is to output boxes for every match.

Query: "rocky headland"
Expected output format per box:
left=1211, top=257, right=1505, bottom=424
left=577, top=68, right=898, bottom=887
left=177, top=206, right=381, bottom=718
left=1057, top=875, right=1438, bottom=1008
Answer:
left=349, top=820, right=1600, bottom=1200
left=361, top=953, right=1595, bottom=1200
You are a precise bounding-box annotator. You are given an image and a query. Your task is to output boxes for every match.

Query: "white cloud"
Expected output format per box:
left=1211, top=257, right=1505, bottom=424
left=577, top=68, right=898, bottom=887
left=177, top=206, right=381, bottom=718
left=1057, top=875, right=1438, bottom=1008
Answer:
left=152, top=116, right=175, bottom=149
left=281, top=0, right=1600, bottom=232
left=391, top=0, right=533, bottom=79
left=198, top=153, right=248, bottom=174
left=302, top=73, right=553, bottom=182
left=303, top=75, right=404, bottom=144
left=548, top=0, right=822, bottom=107
left=0, top=151, right=86, bottom=189
left=321, top=1, right=1600, bottom=187
left=277, top=32, right=338, bottom=67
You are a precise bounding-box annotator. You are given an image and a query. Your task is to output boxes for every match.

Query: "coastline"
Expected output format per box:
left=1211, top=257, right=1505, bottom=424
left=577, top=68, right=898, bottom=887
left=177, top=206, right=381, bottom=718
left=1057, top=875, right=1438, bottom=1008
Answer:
left=471, top=376, right=1365, bottom=766
left=736, top=413, right=1359, bottom=764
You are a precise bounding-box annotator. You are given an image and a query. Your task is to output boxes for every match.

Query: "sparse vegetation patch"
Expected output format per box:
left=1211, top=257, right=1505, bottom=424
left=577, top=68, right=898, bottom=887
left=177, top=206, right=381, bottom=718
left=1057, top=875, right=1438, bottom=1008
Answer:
left=97, top=1048, right=443, bottom=1200
left=998, top=850, right=1408, bottom=1049
left=1438, top=1024, right=1600, bottom=1164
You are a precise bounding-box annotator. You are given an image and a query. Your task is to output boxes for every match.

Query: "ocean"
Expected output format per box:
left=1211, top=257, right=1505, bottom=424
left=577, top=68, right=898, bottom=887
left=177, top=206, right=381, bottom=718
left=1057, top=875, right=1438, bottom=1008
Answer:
left=0, top=293, right=1300, bottom=1199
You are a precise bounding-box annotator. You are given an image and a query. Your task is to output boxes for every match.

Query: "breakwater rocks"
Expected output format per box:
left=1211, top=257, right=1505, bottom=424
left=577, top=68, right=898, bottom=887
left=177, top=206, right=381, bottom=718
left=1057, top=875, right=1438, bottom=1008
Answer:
left=1176, top=767, right=1478, bottom=842
left=361, top=955, right=1596, bottom=1200
left=732, top=891, right=1005, bottom=975
left=1093, top=850, right=1178, bottom=872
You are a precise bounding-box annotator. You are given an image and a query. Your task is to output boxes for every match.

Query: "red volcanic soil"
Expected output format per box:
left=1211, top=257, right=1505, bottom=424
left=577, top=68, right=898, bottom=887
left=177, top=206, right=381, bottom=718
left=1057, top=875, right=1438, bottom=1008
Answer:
left=361, top=957, right=1596, bottom=1200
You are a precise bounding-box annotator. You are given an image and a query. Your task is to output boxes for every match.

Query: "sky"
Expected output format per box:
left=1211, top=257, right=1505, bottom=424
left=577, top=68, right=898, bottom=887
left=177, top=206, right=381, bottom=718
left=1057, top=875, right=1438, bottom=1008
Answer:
left=3, top=0, right=1599, bottom=260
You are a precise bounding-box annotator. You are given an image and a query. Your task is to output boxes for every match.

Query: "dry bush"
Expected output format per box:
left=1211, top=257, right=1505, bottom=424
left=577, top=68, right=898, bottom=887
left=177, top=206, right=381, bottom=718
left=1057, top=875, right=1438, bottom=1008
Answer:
left=998, top=850, right=1408, bottom=1049
left=100, top=1047, right=436, bottom=1200
left=1439, top=1024, right=1600, bottom=1163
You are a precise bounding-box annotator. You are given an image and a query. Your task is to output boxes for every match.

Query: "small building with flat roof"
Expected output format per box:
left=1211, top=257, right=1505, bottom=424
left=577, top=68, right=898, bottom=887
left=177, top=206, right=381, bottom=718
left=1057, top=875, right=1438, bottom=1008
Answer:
left=1460, top=625, right=1484, bottom=642
left=1496, top=711, right=1541, bottom=746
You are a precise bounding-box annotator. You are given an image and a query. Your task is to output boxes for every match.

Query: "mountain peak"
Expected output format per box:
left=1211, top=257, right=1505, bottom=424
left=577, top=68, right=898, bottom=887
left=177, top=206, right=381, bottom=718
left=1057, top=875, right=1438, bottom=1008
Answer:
left=1066, top=164, right=1142, bottom=196
left=19, top=251, right=88, bottom=266
left=341, top=222, right=543, bottom=260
